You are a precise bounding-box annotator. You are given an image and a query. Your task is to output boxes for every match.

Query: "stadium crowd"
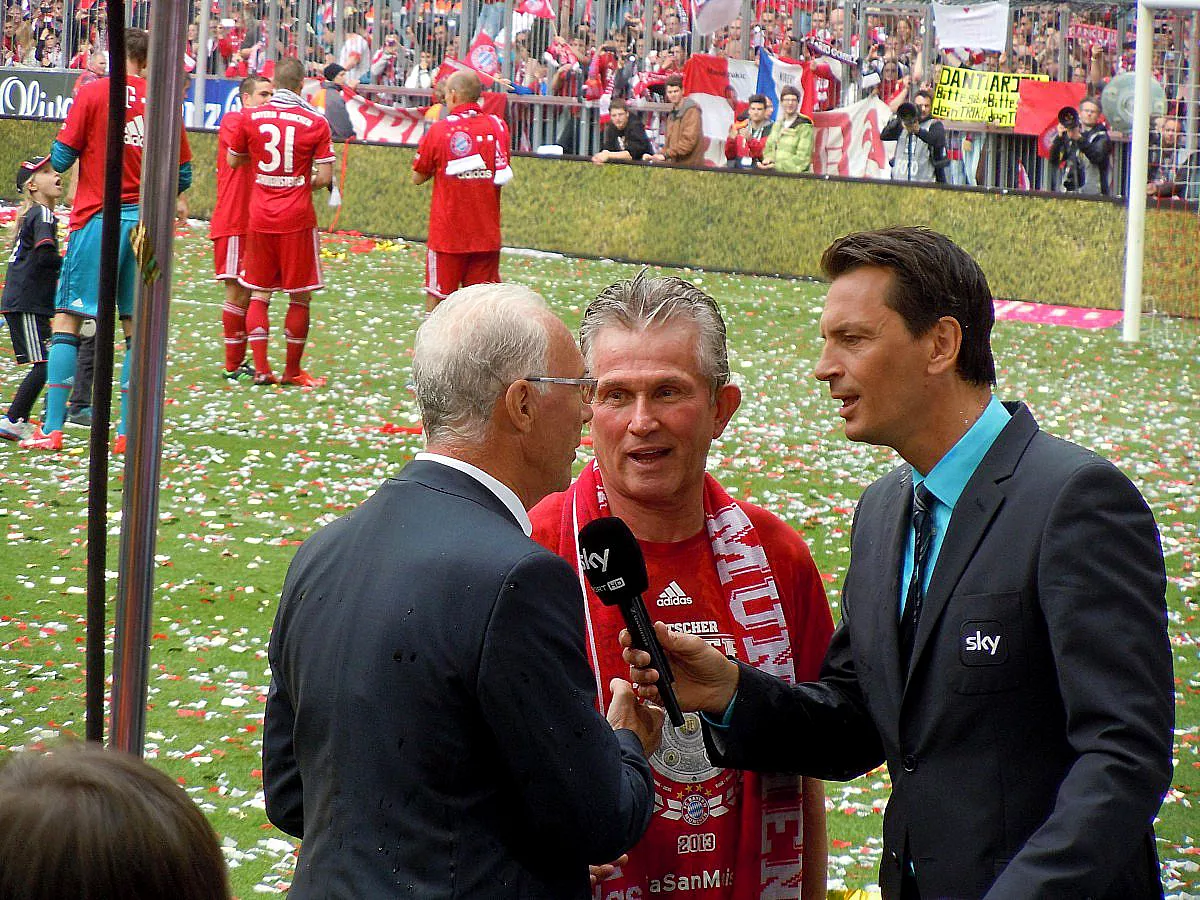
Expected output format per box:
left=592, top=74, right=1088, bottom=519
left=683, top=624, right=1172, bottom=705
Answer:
left=2, top=0, right=1186, bottom=108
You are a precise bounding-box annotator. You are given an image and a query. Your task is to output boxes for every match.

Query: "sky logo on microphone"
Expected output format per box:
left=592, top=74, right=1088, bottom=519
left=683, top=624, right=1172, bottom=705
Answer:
left=581, top=548, right=610, bottom=573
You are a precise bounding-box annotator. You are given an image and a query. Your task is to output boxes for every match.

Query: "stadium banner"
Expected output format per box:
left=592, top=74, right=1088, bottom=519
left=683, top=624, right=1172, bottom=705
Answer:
left=183, top=78, right=245, bottom=128
left=931, top=0, right=1010, bottom=51
left=932, top=66, right=1048, bottom=127
left=811, top=95, right=893, bottom=179
left=1013, top=79, right=1087, bottom=157
left=1067, top=22, right=1118, bottom=52
left=345, top=93, right=430, bottom=144
left=0, top=69, right=246, bottom=127
left=686, top=93, right=736, bottom=166
left=0, top=70, right=75, bottom=119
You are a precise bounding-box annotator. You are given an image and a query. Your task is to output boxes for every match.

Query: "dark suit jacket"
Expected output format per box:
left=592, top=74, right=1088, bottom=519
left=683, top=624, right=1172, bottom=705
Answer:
left=704, top=403, right=1173, bottom=899
left=264, top=460, right=654, bottom=898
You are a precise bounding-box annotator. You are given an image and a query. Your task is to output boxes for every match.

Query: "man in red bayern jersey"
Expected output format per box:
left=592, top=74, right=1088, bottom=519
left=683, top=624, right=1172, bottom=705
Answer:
left=22, top=28, right=191, bottom=452
left=412, top=69, right=513, bottom=313
left=211, top=73, right=273, bottom=382
left=228, top=56, right=334, bottom=387
left=530, top=273, right=832, bottom=900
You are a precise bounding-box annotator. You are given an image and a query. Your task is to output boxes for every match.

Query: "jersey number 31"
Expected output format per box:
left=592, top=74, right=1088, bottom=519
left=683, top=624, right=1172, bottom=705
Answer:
left=258, top=123, right=296, bottom=173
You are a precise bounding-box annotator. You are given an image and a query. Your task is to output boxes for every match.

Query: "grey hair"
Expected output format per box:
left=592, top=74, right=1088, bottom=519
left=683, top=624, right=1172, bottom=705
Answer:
left=579, top=270, right=730, bottom=394
left=413, top=283, right=551, bottom=445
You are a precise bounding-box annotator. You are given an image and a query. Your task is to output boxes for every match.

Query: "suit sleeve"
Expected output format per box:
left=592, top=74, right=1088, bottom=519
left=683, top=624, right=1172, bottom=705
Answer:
left=703, top=504, right=885, bottom=781
left=476, top=551, right=654, bottom=865
left=262, top=563, right=307, bottom=838
left=983, top=462, right=1172, bottom=899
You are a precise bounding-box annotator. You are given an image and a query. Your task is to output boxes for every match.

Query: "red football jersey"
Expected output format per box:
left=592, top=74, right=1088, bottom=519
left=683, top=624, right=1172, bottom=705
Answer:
left=530, top=492, right=834, bottom=899
left=210, top=108, right=253, bottom=240
left=229, top=90, right=335, bottom=234
left=413, top=102, right=511, bottom=254
left=56, top=74, right=193, bottom=232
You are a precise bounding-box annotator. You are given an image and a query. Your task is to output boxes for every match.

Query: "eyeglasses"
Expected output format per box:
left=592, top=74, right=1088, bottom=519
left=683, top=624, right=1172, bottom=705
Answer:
left=524, top=376, right=598, bottom=404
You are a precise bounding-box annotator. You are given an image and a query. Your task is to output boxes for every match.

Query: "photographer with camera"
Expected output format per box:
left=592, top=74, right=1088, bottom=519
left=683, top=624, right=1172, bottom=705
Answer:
left=880, top=91, right=948, bottom=183
left=1049, top=98, right=1111, bottom=196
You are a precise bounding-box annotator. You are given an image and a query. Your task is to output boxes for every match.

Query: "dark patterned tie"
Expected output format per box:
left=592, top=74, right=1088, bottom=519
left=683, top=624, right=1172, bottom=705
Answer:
left=899, top=484, right=935, bottom=670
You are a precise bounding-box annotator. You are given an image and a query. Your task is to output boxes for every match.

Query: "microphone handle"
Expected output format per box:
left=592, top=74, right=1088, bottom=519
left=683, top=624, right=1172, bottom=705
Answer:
left=622, top=596, right=686, bottom=727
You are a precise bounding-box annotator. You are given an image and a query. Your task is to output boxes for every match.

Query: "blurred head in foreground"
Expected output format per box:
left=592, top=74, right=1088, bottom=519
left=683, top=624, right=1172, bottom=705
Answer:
left=0, top=742, right=230, bottom=900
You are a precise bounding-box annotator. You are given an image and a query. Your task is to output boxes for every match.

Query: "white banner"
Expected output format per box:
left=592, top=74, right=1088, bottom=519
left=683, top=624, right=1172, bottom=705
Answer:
left=932, top=0, right=1011, bottom=51
left=346, top=93, right=428, bottom=144
left=811, top=95, right=894, bottom=179
left=301, top=79, right=429, bottom=144
left=692, top=0, right=740, bottom=35
left=726, top=59, right=759, bottom=104
left=688, top=93, right=737, bottom=167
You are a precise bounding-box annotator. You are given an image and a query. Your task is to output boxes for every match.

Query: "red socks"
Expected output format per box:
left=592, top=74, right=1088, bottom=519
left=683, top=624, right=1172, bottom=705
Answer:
left=222, top=301, right=248, bottom=371
left=246, top=297, right=271, bottom=375
left=283, top=299, right=311, bottom=379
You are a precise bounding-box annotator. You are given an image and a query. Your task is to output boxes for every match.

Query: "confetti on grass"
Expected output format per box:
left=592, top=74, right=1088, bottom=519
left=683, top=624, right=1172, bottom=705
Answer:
left=0, top=224, right=1196, bottom=898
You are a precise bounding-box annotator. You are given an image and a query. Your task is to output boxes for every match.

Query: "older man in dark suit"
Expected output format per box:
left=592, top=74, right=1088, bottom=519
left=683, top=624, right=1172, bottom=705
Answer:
left=626, top=227, right=1174, bottom=899
left=264, top=283, right=662, bottom=898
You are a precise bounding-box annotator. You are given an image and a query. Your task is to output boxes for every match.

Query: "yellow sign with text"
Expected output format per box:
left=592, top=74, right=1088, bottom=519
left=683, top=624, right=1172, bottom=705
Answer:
left=932, top=67, right=1048, bottom=127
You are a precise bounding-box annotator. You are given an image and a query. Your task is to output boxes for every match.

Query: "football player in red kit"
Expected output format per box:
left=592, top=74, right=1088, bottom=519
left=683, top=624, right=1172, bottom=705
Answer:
left=211, top=73, right=273, bottom=382
left=229, top=56, right=334, bottom=387
left=412, top=70, right=513, bottom=313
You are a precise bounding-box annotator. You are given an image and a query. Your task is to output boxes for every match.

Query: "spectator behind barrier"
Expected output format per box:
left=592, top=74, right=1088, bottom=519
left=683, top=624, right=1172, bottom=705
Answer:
left=880, top=90, right=949, bottom=184
left=1049, top=97, right=1111, bottom=195
left=0, top=742, right=231, bottom=900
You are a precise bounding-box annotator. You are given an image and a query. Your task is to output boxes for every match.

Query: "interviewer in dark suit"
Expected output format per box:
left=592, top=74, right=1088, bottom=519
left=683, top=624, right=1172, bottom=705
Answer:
left=264, top=283, right=663, bottom=898
left=625, top=227, right=1174, bottom=899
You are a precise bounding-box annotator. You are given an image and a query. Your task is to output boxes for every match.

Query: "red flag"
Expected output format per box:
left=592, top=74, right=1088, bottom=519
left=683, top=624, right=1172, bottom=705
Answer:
left=466, top=32, right=502, bottom=76
left=516, top=0, right=555, bottom=17
left=436, top=57, right=496, bottom=88
left=1014, top=80, right=1086, bottom=158
left=682, top=53, right=731, bottom=97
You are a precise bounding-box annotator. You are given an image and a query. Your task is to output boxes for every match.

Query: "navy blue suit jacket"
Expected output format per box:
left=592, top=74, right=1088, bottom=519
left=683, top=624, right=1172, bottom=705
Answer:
left=265, top=460, right=654, bottom=898
left=704, top=403, right=1173, bottom=899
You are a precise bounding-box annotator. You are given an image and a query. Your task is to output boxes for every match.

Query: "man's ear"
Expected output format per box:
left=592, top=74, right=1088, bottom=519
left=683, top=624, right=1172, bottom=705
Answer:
left=927, top=316, right=962, bottom=376
left=712, top=383, right=742, bottom=439
left=502, top=379, right=537, bottom=434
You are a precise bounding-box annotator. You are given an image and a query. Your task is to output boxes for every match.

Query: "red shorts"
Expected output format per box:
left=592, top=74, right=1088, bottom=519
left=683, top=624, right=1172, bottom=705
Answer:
left=240, top=228, right=324, bottom=295
left=424, top=248, right=501, bottom=300
left=212, top=234, right=244, bottom=281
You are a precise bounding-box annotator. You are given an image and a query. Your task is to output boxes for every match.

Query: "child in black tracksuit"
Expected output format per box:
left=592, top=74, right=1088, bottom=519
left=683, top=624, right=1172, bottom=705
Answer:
left=1, top=156, right=63, bottom=442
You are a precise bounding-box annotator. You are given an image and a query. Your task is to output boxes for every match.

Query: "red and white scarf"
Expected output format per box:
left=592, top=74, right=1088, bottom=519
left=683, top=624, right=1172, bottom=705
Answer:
left=551, top=459, right=804, bottom=898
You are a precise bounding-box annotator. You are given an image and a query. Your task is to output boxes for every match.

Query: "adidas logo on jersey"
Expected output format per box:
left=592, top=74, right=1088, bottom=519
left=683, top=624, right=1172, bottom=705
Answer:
left=657, top=581, right=693, bottom=607
left=124, top=114, right=146, bottom=148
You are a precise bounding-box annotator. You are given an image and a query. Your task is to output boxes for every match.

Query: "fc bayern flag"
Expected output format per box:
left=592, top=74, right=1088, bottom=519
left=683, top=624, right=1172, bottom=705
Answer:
left=1014, top=79, right=1085, bottom=157
left=436, top=57, right=496, bottom=88
left=467, top=32, right=502, bottom=76
left=517, top=0, right=555, bottom=18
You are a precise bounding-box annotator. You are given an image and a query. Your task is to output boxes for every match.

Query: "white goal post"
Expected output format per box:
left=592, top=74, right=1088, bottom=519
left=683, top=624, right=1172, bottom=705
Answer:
left=1123, top=0, right=1199, bottom=341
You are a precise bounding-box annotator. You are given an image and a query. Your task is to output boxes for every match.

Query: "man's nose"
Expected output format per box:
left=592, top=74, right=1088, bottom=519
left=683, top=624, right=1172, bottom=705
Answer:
left=812, top=346, right=836, bottom=382
left=627, top=396, right=658, bottom=432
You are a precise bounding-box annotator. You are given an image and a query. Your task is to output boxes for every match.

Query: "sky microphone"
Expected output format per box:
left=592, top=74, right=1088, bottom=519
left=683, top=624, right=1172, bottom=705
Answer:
left=577, top=516, right=686, bottom=727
